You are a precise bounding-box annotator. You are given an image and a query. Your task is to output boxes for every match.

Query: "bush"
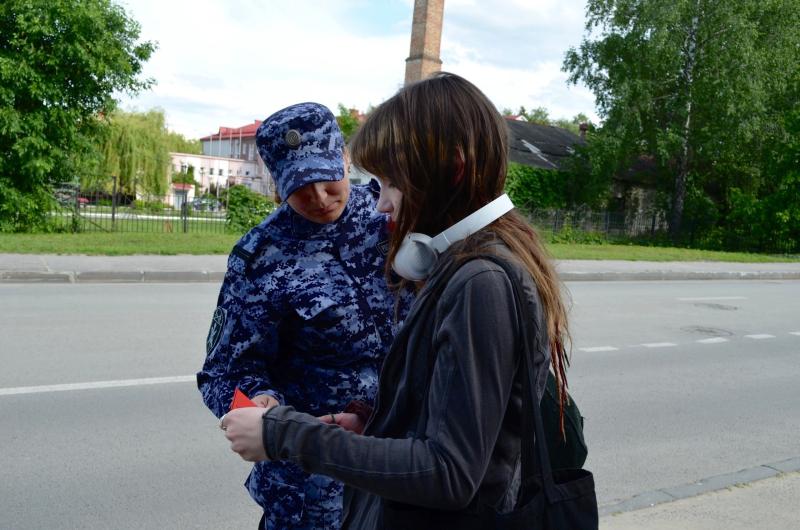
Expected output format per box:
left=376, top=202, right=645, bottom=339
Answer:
left=0, top=180, right=57, bottom=233
left=504, top=163, right=567, bottom=212
left=226, top=185, right=276, bottom=233
left=548, top=226, right=607, bottom=244
left=132, top=200, right=165, bottom=214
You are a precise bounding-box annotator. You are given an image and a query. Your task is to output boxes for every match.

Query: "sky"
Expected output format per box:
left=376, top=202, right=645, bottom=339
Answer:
left=117, top=0, right=597, bottom=139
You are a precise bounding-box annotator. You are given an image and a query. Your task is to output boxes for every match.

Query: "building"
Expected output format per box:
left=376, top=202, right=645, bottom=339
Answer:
left=505, top=118, right=583, bottom=170
left=198, top=120, right=273, bottom=195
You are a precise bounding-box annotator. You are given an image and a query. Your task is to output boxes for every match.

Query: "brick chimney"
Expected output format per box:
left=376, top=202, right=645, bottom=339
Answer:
left=404, top=0, right=445, bottom=85
left=579, top=122, right=589, bottom=140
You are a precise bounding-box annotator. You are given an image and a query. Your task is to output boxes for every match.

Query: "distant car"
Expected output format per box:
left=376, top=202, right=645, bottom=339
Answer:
left=192, top=198, right=221, bottom=211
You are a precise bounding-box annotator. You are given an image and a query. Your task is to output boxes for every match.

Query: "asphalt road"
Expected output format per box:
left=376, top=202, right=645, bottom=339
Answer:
left=1, top=280, right=798, bottom=529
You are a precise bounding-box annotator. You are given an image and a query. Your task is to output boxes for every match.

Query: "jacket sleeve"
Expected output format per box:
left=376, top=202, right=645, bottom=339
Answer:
left=197, top=250, right=285, bottom=418
left=262, top=267, right=520, bottom=509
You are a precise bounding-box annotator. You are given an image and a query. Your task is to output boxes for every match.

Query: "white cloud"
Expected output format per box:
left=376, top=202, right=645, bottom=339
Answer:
left=118, top=0, right=597, bottom=138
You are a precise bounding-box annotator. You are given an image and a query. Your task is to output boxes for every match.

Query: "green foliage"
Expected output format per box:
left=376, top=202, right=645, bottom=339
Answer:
left=0, top=0, right=154, bottom=231
left=0, top=177, right=56, bottom=232
left=336, top=104, right=360, bottom=141
left=132, top=199, right=165, bottom=214
left=172, top=164, right=197, bottom=186
left=560, top=137, right=615, bottom=208
left=89, top=109, right=173, bottom=195
left=225, top=185, right=276, bottom=233
left=564, top=0, right=800, bottom=249
left=548, top=226, right=608, bottom=245
left=166, top=130, right=202, bottom=154
left=525, top=106, right=551, bottom=125
left=504, top=163, right=566, bottom=211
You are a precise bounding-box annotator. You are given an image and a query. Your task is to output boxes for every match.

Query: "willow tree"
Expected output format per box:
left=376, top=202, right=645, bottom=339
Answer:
left=564, top=0, right=800, bottom=240
left=89, top=110, right=172, bottom=196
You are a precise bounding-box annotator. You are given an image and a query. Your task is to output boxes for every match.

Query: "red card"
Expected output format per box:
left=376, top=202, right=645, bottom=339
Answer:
left=230, top=387, right=257, bottom=410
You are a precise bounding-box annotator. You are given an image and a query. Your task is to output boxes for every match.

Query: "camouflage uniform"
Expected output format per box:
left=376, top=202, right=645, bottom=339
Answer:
left=197, top=103, right=406, bottom=529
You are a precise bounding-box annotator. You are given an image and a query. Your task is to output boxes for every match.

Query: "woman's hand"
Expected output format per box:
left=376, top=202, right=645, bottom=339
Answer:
left=221, top=407, right=271, bottom=462
left=318, top=412, right=365, bottom=434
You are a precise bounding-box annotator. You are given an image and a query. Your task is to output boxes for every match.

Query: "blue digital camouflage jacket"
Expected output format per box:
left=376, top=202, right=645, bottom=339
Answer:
left=197, top=182, right=405, bottom=529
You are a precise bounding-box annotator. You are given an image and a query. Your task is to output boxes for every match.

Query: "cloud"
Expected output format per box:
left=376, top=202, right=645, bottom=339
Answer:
left=117, top=0, right=596, bottom=138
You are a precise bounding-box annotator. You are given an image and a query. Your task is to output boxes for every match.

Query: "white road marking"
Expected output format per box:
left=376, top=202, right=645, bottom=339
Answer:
left=677, top=296, right=748, bottom=301
left=697, top=337, right=730, bottom=344
left=744, top=334, right=775, bottom=340
left=641, top=342, right=677, bottom=348
left=790, top=332, right=800, bottom=336
left=578, top=346, right=619, bottom=352
left=0, top=375, right=196, bottom=397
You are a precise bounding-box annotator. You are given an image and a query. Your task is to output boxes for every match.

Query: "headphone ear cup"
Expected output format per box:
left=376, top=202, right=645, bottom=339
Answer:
left=392, top=233, right=438, bottom=281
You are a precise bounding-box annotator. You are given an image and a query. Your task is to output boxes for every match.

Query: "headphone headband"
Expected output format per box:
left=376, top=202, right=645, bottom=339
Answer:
left=391, top=193, right=516, bottom=281
left=429, top=194, right=515, bottom=253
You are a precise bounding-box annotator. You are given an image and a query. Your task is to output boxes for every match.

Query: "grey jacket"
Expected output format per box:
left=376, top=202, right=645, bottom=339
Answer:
left=262, top=241, right=551, bottom=529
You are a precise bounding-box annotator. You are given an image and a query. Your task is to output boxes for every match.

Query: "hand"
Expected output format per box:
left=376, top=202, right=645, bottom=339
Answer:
left=317, top=412, right=365, bottom=435
left=251, top=393, right=280, bottom=409
left=221, top=407, right=270, bottom=462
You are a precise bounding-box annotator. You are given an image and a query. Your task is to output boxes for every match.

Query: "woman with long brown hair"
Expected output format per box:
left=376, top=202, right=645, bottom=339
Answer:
left=222, top=72, right=574, bottom=529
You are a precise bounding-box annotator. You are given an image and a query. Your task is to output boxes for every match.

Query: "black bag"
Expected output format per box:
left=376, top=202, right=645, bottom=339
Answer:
left=481, top=255, right=598, bottom=530
left=542, top=370, right=588, bottom=470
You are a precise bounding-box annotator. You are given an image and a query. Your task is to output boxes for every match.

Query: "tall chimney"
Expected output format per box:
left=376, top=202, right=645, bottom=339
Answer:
left=404, top=0, right=445, bottom=85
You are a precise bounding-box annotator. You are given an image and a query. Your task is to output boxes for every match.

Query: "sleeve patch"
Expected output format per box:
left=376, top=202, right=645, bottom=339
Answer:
left=206, top=307, right=228, bottom=355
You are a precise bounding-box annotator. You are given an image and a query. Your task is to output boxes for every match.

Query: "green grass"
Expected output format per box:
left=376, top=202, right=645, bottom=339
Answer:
left=547, top=243, right=799, bottom=262
left=0, top=232, right=240, bottom=255
left=1, top=232, right=798, bottom=261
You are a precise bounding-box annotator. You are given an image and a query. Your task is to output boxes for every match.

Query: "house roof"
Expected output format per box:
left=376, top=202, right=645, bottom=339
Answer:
left=505, top=118, right=583, bottom=170
left=200, top=120, right=262, bottom=141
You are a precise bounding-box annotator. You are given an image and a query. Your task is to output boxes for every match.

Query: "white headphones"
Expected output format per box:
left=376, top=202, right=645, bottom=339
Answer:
left=392, top=193, right=515, bottom=281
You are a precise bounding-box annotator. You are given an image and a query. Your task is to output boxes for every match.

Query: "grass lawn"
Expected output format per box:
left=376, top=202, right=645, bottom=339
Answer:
left=0, top=232, right=240, bottom=255
left=547, top=243, right=799, bottom=262
left=0, top=232, right=798, bottom=262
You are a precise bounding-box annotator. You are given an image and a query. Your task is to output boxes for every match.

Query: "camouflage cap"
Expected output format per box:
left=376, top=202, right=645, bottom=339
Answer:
left=256, top=102, right=345, bottom=200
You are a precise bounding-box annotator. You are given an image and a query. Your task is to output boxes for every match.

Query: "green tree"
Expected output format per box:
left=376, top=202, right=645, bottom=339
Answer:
left=166, top=130, right=202, bottom=154
left=564, top=0, right=800, bottom=240
left=526, top=106, right=551, bottom=125
left=89, top=109, right=171, bottom=196
left=336, top=104, right=360, bottom=141
left=0, top=0, right=154, bottom=231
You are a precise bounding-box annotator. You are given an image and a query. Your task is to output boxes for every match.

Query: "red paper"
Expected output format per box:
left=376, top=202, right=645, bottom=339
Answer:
left=230, top=387, right=257, bottom=410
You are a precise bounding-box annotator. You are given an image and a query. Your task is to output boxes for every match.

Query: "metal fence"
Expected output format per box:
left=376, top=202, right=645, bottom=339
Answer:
left=51, top=182, right=229, bottom=234
left=525, top=207, right=669, bottom=240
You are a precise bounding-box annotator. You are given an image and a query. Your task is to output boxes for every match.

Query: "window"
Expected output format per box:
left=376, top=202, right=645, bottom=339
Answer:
left=218, top=168, right=223, bottom=176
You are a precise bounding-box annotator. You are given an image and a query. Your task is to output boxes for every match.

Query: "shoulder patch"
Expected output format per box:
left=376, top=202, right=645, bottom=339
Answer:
left=206, top=307, right=227, bottom=355
left=231, top=245, right=254, bottom=262
left=377, top=240, right=390, bottom=256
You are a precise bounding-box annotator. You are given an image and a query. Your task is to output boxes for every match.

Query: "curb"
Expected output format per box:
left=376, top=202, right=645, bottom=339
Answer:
left=0, top=271, right=227, bottom=283
left=3, top=270, right=800, bottom=284
left=559, top=271, right=800, bottom=282
left=599, top=456, right=800, bottom=517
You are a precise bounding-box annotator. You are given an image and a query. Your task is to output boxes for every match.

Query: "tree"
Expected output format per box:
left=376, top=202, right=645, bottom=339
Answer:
left=0, top=0, right=154, bottom=231
left=166, top=131, right=202, bottom=154
left=525, top=106, right=551, bottom=125
left=564, top=0, right=800, bottom=240
left=89, top=109, right=171, bottom=196
left=336, top=104, right=360, bottom=141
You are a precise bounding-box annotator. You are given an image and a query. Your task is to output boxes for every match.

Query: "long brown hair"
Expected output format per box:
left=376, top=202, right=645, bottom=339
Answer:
left=350, top=72, right=572, bottom=435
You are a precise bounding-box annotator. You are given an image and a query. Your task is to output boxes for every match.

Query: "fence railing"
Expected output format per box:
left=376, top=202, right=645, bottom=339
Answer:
left=52, top=183, right=229, bottom=234
left=525, top=207, right=669, bottom=240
